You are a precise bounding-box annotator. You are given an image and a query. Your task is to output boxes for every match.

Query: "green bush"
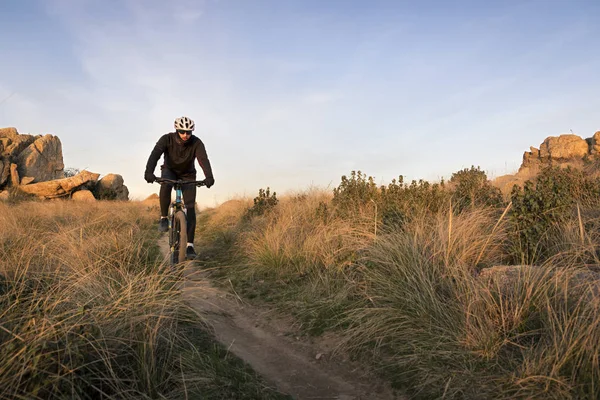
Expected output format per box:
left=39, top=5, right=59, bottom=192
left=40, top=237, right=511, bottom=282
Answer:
left=245, top=188, right=278, bottom=219
left=379, top=176, right=450, bottom=228
left=450, top=166, right=503, bottom=211
left=332, top=171, right=378, bottom=218
left=331, top=168, right=504, bottom=229
left=509, top=166, right=600, bottom=264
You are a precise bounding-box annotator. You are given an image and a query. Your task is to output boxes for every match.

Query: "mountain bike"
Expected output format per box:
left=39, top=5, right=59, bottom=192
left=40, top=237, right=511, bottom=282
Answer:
left=155, top=178, right=206, bottom=266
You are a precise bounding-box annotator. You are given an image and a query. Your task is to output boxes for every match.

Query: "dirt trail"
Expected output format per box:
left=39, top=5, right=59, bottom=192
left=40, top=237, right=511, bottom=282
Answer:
left=159, top=238, right=402, bottom=400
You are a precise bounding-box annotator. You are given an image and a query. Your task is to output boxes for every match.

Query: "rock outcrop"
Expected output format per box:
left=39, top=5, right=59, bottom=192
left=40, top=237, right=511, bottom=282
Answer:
left=72, top=189, right=96, bottom=202
left=590, top=131, right=600, bottom=155
left=19, top=170, right=100, bottom=199
left=520, top=133, right=594, bottom=173
left=16, top=134, right=65, bottom=182
left=0, top=127, right=129, bottom=201
left=494, top=131, right=600, bottom=195
left=539, top=134, right=589, bottom=160
left=94, top=174, right=129, bottom=200
left=0, top=127, right=63, bottom=189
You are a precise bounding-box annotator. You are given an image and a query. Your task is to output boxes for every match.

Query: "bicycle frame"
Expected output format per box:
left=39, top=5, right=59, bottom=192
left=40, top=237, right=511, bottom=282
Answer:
left=155, top=178, right=207, bottom=266
left=171, top=184, right=186, bottom=217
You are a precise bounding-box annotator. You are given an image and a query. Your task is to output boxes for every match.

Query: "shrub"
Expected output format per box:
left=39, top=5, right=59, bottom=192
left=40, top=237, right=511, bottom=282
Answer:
left=332, top=171, right=378, bottom=218
left=509, top=166, right=600, bottom=264
left=332, top=171, right=451, bottom=228
left=245, top=187, right=278, bottom=219
left=450, top=166, right=503, bottom=211
left=379, top=177, right=450, bottom=229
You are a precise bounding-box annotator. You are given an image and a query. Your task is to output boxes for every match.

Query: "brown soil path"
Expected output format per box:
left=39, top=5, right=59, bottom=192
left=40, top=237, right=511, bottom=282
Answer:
left=159, top=237, right=403, bottom=400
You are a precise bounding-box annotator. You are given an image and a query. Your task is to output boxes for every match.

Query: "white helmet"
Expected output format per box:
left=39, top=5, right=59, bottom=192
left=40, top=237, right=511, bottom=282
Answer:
left=174, top=116, right=195, bottom=132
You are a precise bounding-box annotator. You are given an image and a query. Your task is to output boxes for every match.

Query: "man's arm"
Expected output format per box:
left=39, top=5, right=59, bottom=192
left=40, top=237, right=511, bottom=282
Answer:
left=145, top=134, right=168, bottom=175
left=195, top=140, right=214, bottom=187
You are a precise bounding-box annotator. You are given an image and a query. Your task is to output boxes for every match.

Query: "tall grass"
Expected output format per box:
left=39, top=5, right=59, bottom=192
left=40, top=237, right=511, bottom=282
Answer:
left=201, top=187, right=600, bottom=399
left=0, top=200, right=289, bottom=400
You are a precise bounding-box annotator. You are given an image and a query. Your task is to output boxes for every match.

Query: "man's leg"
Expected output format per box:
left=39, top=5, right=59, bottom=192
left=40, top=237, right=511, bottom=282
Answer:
left=181, top=177, right=197, bottom=243
left=181, top=174, right=197, bottom=259
left=158, top=168, right=177, bottom=232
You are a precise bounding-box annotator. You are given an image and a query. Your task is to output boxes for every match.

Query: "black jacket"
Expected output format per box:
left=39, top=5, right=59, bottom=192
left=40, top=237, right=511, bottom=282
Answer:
left=145, top=132, right=214, bottom=179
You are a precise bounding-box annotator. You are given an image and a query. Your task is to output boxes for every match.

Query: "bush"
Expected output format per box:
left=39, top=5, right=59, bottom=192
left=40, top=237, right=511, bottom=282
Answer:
left=332, top=171, right=378, bottom=218
left=379, top=176, right=450, bottom=228
left=245, top=187, right=278, bottom=219
left=509, top=166, right=600, bottom=264
left=450, top=166, right=503, bottom=211
left=331, top=171, right=451, bottom=228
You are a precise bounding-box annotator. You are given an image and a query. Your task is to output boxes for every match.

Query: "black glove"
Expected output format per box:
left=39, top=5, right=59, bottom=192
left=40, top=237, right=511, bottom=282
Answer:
left=144, top=172, right=156, bottom=183
left=204, top=177, right=215, bottom=188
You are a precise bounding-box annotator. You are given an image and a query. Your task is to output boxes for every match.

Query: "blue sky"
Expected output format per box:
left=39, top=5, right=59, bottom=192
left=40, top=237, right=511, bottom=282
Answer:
left=1, top=0, right=599, bottom=205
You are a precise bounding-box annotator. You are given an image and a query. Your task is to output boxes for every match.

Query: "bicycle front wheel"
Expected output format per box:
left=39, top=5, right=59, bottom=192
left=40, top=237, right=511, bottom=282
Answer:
left=170, top=210, right=188, bottom=265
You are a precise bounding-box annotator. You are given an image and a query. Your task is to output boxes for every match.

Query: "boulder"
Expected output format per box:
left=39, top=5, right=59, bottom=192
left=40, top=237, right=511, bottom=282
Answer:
left=72, top=190, right=96, bottom=202
left=539, top=134, right=589, bottom=160
left=95, top=174, right=129, bottom=200
left=18, top=170, right=99, bottom=199
left=590, top=131, right=600, bottom=156
left=16, top=134, right=64, bottom=182
left=0, top=191, right=8, bottom=201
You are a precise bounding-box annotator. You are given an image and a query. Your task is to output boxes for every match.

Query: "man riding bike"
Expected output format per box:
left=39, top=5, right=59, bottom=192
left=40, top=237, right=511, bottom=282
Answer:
left=144, top=116, right=215, bottom=260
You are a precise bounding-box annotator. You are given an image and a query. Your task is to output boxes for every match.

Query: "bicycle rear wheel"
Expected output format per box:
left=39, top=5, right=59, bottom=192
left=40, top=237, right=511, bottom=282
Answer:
left=169, top=210, right=188, bottom=265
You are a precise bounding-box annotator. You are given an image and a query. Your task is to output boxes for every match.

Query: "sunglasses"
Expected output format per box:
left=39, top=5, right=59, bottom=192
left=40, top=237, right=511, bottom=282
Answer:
left=177, top=130, right=192, bottom=136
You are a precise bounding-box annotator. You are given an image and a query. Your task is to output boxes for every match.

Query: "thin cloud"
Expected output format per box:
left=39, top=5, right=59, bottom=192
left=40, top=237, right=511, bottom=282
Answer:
left=303, top=92, right=338, bottom=104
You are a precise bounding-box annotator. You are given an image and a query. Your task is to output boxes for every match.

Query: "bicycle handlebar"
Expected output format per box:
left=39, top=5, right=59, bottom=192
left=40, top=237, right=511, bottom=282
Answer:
left=155, top=178, right=207, bottom=187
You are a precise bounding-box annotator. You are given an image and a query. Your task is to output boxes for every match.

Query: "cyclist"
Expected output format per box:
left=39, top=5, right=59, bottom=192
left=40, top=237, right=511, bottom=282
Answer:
left=144, top=116, right=215, bottom=260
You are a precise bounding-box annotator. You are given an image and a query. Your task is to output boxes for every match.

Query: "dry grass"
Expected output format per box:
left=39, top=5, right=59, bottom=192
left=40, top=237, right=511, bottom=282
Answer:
left=0, top=200, right=289, bottom=400
left=198, top=197, right=253, bottom=249
left=241, top=200, right=374, bottom=277
left=201, top=189, right=600, bottom=399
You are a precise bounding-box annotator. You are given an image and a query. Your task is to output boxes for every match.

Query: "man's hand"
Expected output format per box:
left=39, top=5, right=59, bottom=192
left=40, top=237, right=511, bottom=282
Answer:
left=144, top=172, right=156, bottom=183
left=204, top=177, right=215, bottom=188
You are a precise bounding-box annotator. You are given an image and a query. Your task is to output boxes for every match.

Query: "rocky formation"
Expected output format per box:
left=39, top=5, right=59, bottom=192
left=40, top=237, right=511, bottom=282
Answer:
left=94, top=174, right=129, bottom=201
left=17, top=134, right=65, bottom=182
left=72, top=190, right=96, bottom=202
left=494, top=131, right=600, bottom=194
left=19, top=170, right=100, bottom=199
left=520, top=134, right=591, bottom=172
left=0, top=127, right=129, bottom=201
left=0, top=127, right=62, bottom=186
